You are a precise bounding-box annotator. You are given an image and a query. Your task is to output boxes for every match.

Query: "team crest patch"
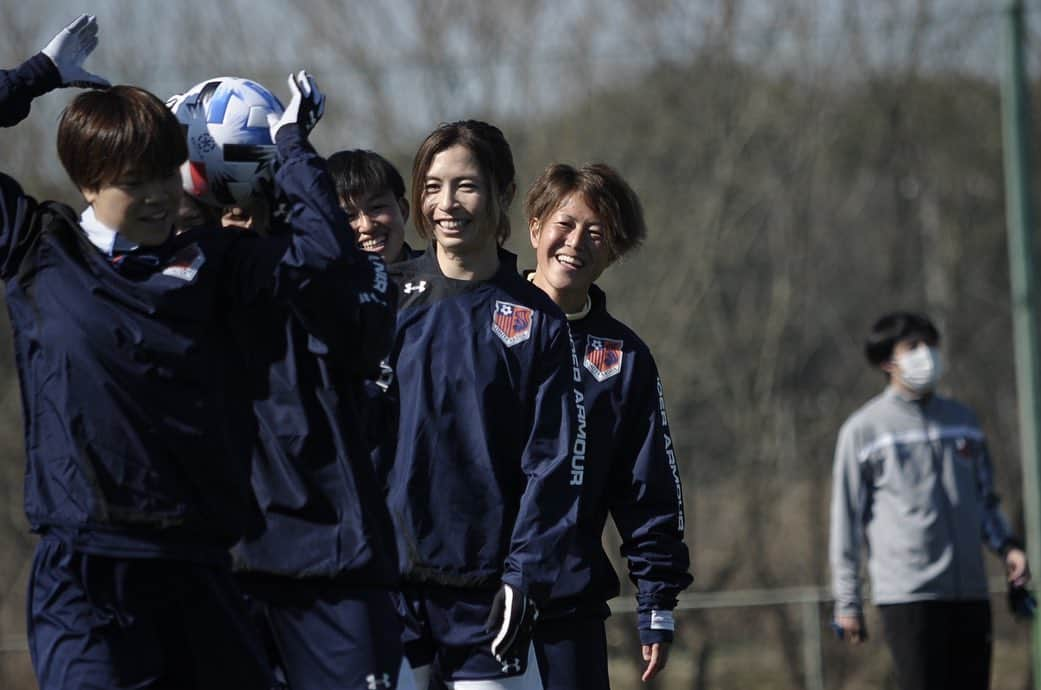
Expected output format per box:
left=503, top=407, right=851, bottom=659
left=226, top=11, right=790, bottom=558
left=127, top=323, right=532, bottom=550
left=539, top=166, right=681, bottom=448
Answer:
left=584, top=335, right=624, bottom=381
left=162, top=244, right=205, bottom=282
left=492, top=301, right=533, bottom=346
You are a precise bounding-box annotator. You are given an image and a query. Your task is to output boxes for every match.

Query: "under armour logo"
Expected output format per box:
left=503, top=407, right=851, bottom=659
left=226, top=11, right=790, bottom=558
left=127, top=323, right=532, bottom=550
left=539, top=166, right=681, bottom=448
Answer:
left=501, top=657, right=522, bottom=674
left=375, top=360, right=394, bottom=391
left=366, top=672, right=392, bottom=689
left=403, top=280, right=427, bottom=294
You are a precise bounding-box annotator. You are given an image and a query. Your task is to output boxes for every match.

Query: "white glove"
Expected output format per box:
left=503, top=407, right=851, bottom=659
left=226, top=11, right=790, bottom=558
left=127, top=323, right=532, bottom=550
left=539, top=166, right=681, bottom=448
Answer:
left=268, top=70, right=325, bottom=140
left=41, top=14, right=110, bottom=88
left=165, top=93, right=185, bottom=111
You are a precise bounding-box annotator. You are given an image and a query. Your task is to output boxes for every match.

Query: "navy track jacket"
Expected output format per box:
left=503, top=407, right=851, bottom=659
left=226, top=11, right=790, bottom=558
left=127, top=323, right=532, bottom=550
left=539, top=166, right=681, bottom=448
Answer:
left=1, top=54, right=362, bottom=562
left=381, top=247, right=582, bottom=605
left=547, top=284, right=691, bottom=643
left=230, top=249, right=400, bottom=581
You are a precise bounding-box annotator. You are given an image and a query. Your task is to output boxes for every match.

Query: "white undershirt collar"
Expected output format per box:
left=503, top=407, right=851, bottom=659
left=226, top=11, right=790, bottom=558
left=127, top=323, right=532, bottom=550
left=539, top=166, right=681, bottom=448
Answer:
left=80, top=206, right=139, bottom=256
left=564, top=296, right=592, bottom=321
left=525, top=272, right=591, bottom=320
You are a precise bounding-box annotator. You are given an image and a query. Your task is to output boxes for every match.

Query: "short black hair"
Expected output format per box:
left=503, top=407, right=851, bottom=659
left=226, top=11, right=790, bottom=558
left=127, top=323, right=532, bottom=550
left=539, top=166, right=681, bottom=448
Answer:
left=864, top=311, right=940, bottom=366
left=326, top=150, right=405, bottom=206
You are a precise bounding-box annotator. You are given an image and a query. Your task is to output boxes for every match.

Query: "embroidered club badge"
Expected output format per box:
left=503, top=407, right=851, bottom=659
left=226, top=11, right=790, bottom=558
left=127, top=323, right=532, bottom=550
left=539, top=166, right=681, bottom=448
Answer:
left=492, top=301, right=533, bottom=346
left=162, top=244, right=205, bottom=282
left=584, top=336, right=624, bottom=381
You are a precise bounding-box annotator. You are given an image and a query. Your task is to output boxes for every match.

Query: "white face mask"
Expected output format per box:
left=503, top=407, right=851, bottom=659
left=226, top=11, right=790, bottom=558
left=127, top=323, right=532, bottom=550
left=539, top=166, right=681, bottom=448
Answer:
left=895, top=345, right=943, bottom=394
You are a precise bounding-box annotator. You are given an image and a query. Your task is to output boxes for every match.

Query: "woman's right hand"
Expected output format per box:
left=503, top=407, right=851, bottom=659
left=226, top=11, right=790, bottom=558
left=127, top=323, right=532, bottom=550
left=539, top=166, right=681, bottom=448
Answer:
left=41, top=15, right=110, bottom=89
left=835, top=614, right=867, bottom=644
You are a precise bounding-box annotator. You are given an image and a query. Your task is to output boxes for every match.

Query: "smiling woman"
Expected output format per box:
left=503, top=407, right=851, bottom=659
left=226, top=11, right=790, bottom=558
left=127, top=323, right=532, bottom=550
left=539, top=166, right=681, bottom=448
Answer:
left=420, top=145, right=492, bottom=258
left=80, top=172, right=184, bottom=245
left=526, top=163, right=646, bottom=313
left=523, top=162, right=692, bottom=690
left=527, top=192, right=610, bottom=314
left=327, top=149, right=413, bottom=263
left=57, top=85, right=187, bottom=245
left=410, top=120, right=515, bottom=281
left=380, top=120, right=583, bottom=690
left=1, top=16, right=367, bottom=689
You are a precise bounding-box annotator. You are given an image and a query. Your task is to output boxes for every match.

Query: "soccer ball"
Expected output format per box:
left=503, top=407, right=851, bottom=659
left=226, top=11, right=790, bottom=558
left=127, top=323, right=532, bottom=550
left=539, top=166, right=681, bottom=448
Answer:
left=167, top=77, right=284, bottom=208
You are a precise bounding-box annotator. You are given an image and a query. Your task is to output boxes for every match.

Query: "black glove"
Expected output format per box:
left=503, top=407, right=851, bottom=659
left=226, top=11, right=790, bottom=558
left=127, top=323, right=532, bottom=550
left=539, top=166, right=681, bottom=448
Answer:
left=484, top=583, right=538, bottom=664
left=1009, top=583, right=1037, bottom=621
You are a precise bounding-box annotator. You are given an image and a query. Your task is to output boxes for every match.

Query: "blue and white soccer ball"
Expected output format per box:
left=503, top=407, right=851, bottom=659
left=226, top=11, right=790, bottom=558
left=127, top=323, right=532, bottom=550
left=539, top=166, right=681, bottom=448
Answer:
left=167, top=77, right=284, bottom=208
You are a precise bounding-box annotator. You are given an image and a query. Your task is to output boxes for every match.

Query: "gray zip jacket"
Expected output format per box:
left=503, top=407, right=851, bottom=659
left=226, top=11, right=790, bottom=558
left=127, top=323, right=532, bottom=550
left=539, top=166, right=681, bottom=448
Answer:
left=829, top=387, right=1016, bottom=618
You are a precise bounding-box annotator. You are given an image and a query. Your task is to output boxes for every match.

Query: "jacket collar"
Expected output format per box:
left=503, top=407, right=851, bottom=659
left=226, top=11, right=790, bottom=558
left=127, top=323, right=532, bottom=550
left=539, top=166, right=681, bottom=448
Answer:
left=517, top=270, right=609, bottom=323
left=421, top=243, right=518, bottom=283
left=883, top=384, right=936, bottom=410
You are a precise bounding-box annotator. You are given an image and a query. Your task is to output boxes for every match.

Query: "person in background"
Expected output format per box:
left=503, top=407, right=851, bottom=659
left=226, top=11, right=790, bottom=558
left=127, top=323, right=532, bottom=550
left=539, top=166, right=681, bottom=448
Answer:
left=524, top=162, right=692, bottom=689
left=830, top=311, right=1030, bottom=690
left=325, top=148, right=420, bottom=493
left=2, top=16, right=357, bottom=690
left=220, top=196, right=271, bottom=233
left=328, top=149, right=421, bottom=263
left=176, top=191, right=220, bottom=231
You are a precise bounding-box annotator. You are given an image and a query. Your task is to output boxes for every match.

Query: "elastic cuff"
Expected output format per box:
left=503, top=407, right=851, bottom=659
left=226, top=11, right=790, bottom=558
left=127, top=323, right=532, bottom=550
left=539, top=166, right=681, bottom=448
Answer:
left=274, top=125, right=313, bottom=156
left=638, top=627, right=674, bottom=645
left=500, top=573, right=541, bottom=607
left=638, top=609, right=675, bottom=645
left=834, top=603, right=862, bottom=620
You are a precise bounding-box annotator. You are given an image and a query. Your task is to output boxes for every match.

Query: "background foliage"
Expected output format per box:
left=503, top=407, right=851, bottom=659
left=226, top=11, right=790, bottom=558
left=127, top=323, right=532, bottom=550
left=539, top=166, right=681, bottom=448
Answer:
left=1, top=1, right=1038, bottom=687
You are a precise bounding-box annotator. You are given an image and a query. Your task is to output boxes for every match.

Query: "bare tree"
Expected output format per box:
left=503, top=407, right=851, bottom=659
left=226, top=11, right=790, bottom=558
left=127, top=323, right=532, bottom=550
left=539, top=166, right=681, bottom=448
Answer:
left=0, top=1, right=1031, bottom=688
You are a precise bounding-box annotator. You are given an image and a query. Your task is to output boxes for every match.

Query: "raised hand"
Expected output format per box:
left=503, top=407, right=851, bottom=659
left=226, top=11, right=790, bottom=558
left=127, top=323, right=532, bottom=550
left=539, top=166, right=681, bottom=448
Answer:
left=41, top=14, right=110, bottom=88
left=268, top=70, right=325, bottom=140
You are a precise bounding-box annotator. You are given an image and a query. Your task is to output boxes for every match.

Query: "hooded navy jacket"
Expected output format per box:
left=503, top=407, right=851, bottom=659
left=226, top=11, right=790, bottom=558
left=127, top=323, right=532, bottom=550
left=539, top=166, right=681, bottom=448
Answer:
left=381, top=247, right=582, bottom=605
left=230, top=250, right=400, bottom=581
left=542, top=284, right=692, bottom=644
left=1, top=55, right=363, bottom=563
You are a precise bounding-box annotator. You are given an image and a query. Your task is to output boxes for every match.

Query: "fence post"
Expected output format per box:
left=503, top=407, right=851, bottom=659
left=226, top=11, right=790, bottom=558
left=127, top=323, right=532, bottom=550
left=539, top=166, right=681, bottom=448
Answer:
left=1001, top=2, right=1041, bottom=686
left=801, top=599, right=825, bottom=690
